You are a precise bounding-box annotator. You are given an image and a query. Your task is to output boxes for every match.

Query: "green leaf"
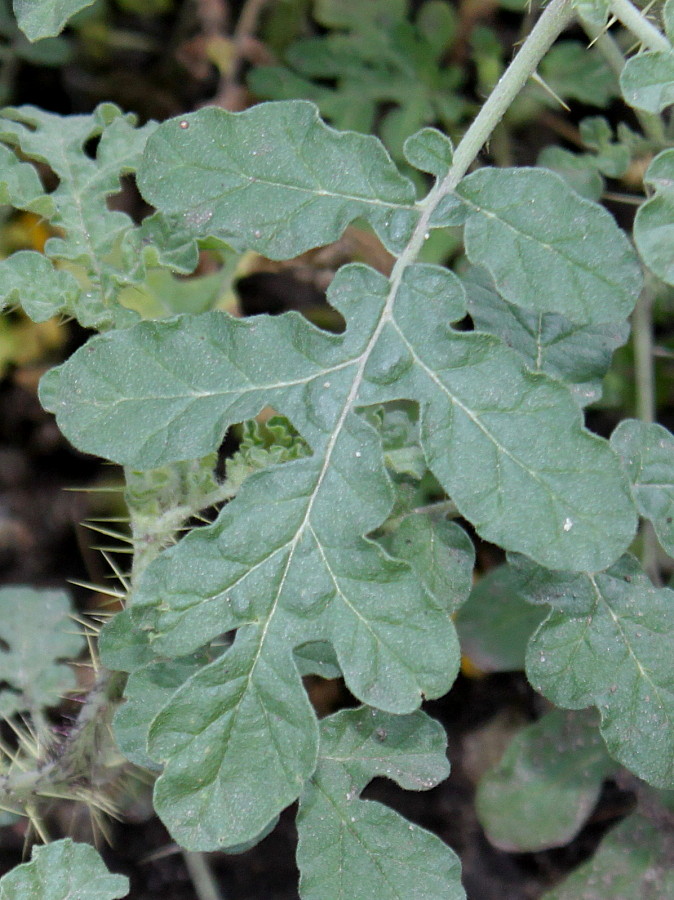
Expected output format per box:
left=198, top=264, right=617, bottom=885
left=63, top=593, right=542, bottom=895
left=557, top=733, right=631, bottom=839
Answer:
left=0, top=839, right=128, bottom=899
left=43, top=262, right=636, bottom=571
left=113, top=651, right=208, bottom=771
left=463, top=266, right=630, bottom=406
left=665, top=0, right=674, bottom=44
left=380, top=515, right=474, bottom=613
left=611, top=419, right=674, bottom=556
left=634, top=148, right=674, bottom=285
left=455, top=564, right=547, bottom=672
left=0, top=105, right=160, bottom=329
left=455, top=168, right=642, bottom=325
left=0, top=144, right=54, bottom=216
left=476, top=709, right=615, bottom=852
left=0, top=587, right=84, bottom=718
left=296, top=706, right=465, bottom=900
left=13, top=0, right=95, bottom=40
left=621, top=50, right=674, bottom=114
left=542, top=802, right=674, bottom=898
left=136, top=102, right=419, bottom=257
left=314, top=0, right=407, bottom=29
left=539, top=41, right=619, bottom=107
left=537, top=146, right=604, bottom=202
left=516, top=554, right=674, bottom=788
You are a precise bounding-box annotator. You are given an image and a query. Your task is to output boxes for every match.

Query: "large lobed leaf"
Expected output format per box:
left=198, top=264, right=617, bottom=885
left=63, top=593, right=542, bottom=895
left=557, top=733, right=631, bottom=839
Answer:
left=513, top=554, right=674, bottom=789
left=41, top=102, right=641, bottom=848
left=137, top=101, right=419, bottom=258
left=296, top=707, right=465, bottom=900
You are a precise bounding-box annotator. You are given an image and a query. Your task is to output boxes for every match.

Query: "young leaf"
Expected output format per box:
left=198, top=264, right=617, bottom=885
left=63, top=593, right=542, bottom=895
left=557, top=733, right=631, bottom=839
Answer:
left=0, top=144, right=54, bottom=216
left=515, top=554, right=674, bottom=788
left=620, top=50, right=674, bottom=114
left=476, top=708, right=615, bottom=852
left=0, top=587, right=84, bottom=718
left=13, top=0, right=95, bottom=41
left=0, top=105, right=159, bottom=328
left=634, top=149, right=674, bottom=286
left=296, top=706, right=465, bottom=900
left=136, top=101, right=419, bottom=258
left=454, top=168, right=642, bottom=325
left=0, top=838, right=128, bottom=899
left=611, top=419, right=674, bottom=556
left=463, top=266, right=629, bottom=406
left=0, top=251, right=80, bottom=323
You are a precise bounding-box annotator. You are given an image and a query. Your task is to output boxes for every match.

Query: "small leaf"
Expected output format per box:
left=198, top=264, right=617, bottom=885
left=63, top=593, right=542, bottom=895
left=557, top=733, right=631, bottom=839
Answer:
left=539, top=41, right=619, bottom=106
left=455, top=564, right=547, bottom=672
left=403, top=127, right=453, bottom=179
left=0, top=839, right=128, bottom=899
left=137, top=101, right=419, bottom=257
left=464, top=266, right=630, bottom=406
left=456, top=167, right=642, bottom=324
left=0, top=587, right=83, bottom=718
left=611, top=419, right=674, bottom=556
left=621, top=50, right=674, bottom=114
left=517, top=554, right=674, bottom=788
left=476, top=709, right=615, bottom=852
left=13, top=0, right=95, bottom=40
left=296, top=707, right=465, bottom=900
left=634, top=148, right=674, bottom=285
left=0, top=144, right=54, bottom=216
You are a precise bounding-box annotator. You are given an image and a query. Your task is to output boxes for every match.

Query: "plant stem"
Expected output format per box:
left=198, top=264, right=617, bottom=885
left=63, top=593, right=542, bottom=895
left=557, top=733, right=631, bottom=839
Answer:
left=609, top=0, right=671, bottom=52
left=633, top=290, right=656, bottom=425
left=391, top=0, right=575, bottom=279
left=633, top=285, right=661, bottom=581
left=183, top=851, right=226, bottom=900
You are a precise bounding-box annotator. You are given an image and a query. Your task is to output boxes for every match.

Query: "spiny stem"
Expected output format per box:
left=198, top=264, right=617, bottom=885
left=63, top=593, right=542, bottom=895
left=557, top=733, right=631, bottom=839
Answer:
left=609, top=0, right=671, bottom=51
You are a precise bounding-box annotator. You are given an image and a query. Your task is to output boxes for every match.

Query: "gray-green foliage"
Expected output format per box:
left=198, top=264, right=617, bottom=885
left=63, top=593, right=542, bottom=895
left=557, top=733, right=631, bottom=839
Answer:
left=0, top=587, right=83, bottom=720
left=4, top=0, right=674, bottom=896
left=0, top=839, right=128, bottom=899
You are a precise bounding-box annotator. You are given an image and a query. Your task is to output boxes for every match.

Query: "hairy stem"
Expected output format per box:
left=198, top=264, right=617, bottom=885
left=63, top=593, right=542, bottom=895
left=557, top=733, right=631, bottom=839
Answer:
left=609, top=0, right=671, bottom=51
left=633, top=286, right=661, bottom=581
